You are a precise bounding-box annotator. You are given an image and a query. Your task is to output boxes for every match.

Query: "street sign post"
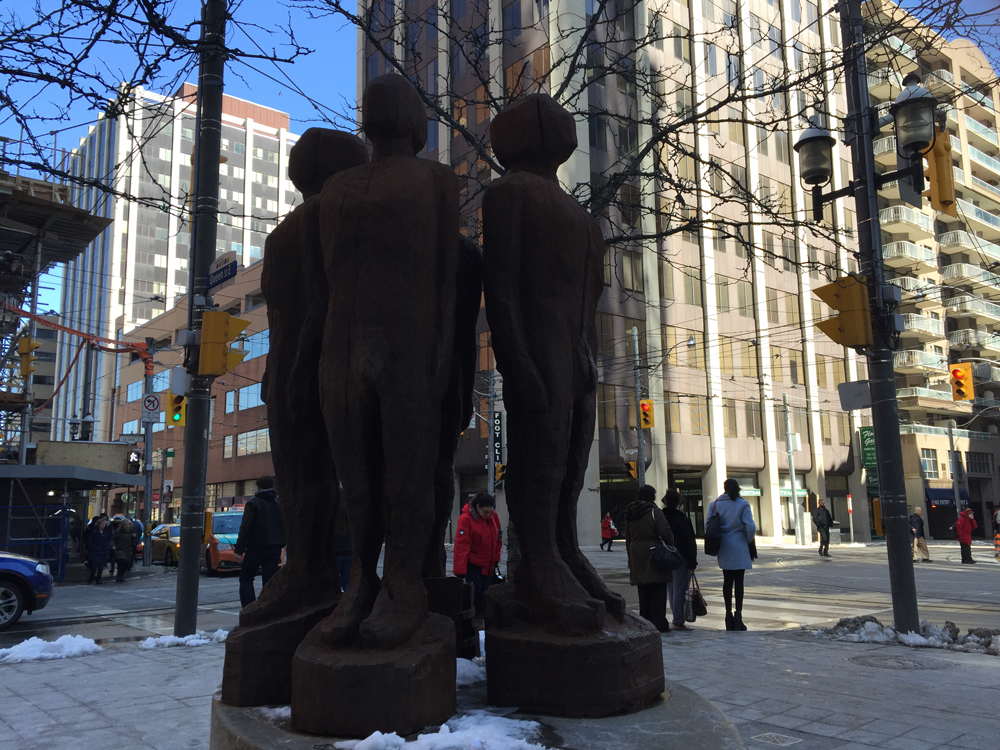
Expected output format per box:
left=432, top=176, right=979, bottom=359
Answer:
left=206, top=251, right=239, bottom=292
left=141, top=394, right=160, bottom=424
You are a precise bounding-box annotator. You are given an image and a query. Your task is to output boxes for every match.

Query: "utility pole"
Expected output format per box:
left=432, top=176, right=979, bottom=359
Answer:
left=947, top=421, right=962, bottom=512
left=838, top=0, right=919, bottom=632
left=142, top=338, right=155, bottom=568
left=784, top=394, right=803, bottom=545
left=630, top=326, right=646, bottom=486
left=175, top=0, right=227, bottom=637
left=487, top=369, right=496, bottom=497
left=18, top=240, right=41, bottom=464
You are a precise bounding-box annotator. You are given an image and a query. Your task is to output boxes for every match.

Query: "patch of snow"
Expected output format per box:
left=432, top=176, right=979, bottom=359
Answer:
left=336, top=711, right=545, bottom=750
left=138, top=629, right=228, bottom=649
left=813, top=617, right=1000, bottom=656
left=256, top=706, right=292, bottom=723
left=0, top=635, right=101, bottom=664
left=479, top=630, right=485, bottom=655
left=456, top=658, right=486, bottom=686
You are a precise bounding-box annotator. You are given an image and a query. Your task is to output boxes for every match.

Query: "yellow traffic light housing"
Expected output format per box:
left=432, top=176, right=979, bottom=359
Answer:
left=199, top=311, right=250, bottom=376
left=495, top=463, right=506, bottom=483
left=168, top=394, right=187, bottom=426
left=813, top=276, right=873, bottom=348
left=924, top=125, right=957, bottom=218
left=626, top=461, right=637, bottom=479
left=950, top=362, right=974, bottom=401
left=17, top=337, right=41, bottom=379
left=639, top=399, right=655, bottom=428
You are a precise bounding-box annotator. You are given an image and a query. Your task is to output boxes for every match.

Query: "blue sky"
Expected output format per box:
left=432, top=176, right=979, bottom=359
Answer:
left=3, top=2, right=357, bottom=313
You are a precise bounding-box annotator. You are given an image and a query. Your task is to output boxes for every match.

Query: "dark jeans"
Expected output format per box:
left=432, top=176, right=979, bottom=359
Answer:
left=464, top=564, right=491, bottom=617
left=87, top=562, right=105, bottom=583
left=818, top=528, right=830, bottom=556
left=637, top=582, right=669, bottom=632
left=961, top=542, right=974, bottom=563
left=336, top=555, right=351, bottom=592
left=115, top=559, right=132, bottom=582
left=239, top=546, right=282, bottom=608
left=600, top=538, right=614, bottom=551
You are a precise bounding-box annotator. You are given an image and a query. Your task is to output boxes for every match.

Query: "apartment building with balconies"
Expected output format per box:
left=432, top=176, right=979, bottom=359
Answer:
left=867, top=0, right=1000, bottom=539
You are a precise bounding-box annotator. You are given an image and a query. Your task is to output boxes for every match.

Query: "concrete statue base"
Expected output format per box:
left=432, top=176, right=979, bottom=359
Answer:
left=289, top=613, right=457, bottom=737
left=221, top=599, right=339, bottom=707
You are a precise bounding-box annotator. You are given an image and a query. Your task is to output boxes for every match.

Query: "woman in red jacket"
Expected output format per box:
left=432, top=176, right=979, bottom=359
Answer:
left=453, top=493, right=502, bottom=626
left=600, top=512, right=618, bottom=551
left=957, top=507, right=978, bottom=564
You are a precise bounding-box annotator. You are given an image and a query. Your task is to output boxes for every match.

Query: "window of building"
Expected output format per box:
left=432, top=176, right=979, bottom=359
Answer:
left=741, top=340, right=758, bottom=379
left=745, top=400, right=763, bottom=438
left=663, top=391, right=680, bottom=433
left=737, top=280, right=753, bottom=318
left=966, top=452, right=994, bottom=475
left=785, top=294, right=800, bottom=327
left=597, top=313, right=615, bottom=356
left=603, top=247, right=613, bottom=286
left=789, top=349, right=804, bottom=385
left=832, top=357, right=847, bottom=388
left=237, top=428, right=271, bottom=456
left=597, top=382, right=617, bottom=428
left=690, top=395, right=710, bottom=435
left=225, top=390, right=236, bottom=414
left=504, top=0, right=522, bottom=42
left=238, top=383, right=264, bottom=410
left=673, top=25, right=690, bottom=62
left=123, top=419, right=139, bottom=435
left=920, top=448, right=938, bottom=479
left=716, top=277, right=730, bottom=312
left=244, top=290, right=266, bottom=310
left=622, top=250, right=644, bottom=292
left=720, top=336, right=734, bottom=375
left=126, top=380, right=143, bottom=402
left=836, top=412, right=850, bottom=445
left=659, top=259, right=674, bottom=300
left=244, top=329, right=270, bottom=360
left=589, top=109, right=607, bottom=151
left=949, top=451, right=965, bottom=479
left=683, top=266, right=702, bottom=306
left=766, top=288, right=779, bottom=324
left=816, top=354, right=828, bottom=388
left=820, top=412, right=832, bottom=445
left=718, top=398, right=734, bottom=437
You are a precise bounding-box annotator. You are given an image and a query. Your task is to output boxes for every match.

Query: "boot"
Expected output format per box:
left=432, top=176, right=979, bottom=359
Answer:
left=725, top=611, right=735, bottom=631
left=735, top=612, right=747, bottom=631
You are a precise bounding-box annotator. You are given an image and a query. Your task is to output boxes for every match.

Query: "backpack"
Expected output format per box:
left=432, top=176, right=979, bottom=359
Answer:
left=948, top=523, right=958, bottom=540
left=704, top=503, right=722, bottom=557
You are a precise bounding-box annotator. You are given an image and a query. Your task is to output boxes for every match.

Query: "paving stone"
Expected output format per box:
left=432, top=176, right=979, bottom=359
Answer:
left=760, top=713, right=811, bottom=729
left=946, top=734, right=997, bottom=750
left=883, top=737, right=939, bottom=750
left=899, top=726, right=961, bottom=745
left=797, top=722, right=851, bottom=738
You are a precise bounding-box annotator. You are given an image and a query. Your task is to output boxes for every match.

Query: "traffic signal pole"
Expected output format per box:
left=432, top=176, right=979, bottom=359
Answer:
left=142, top=339, right=155, bottom=568
left=630, top=326, right=646, bottom=486
left=174, top=0, right=227, bottom=637
left=838, top=0, right=919, bottom=633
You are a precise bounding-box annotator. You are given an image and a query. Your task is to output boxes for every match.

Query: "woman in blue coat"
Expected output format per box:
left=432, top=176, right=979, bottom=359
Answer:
left=707, top=479, right=756, bottom=631
left=86, top=518, right=113, bottom=585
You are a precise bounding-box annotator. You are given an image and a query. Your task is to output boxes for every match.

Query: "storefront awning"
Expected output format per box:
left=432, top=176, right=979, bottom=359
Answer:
left=925, top=487, right=970, bottom=506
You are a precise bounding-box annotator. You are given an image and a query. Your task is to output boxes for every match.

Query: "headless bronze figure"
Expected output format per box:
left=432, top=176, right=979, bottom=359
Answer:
left=317, top=75, right=460, bottom=649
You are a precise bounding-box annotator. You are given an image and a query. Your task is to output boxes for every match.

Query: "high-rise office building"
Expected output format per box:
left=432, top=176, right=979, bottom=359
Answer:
left=359, top=0, right=1000, bottom=542
left=54, top=85, right=300, bottom=444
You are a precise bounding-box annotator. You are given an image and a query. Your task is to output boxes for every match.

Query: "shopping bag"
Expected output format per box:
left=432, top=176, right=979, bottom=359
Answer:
left=687, top=573, right=707, bottom=620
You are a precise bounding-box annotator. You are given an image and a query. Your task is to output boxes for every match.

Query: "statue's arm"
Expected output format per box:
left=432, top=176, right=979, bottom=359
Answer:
left=483, top=183, right=547, bottom=409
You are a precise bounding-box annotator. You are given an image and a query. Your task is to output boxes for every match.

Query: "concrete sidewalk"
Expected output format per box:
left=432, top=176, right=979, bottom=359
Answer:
left=1, top=626, right=996, bottom=749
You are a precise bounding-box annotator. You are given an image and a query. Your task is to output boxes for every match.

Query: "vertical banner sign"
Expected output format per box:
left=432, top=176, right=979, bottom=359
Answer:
left=859, top=426, right=877, bottom=469
left=492, top=411, right=503, bottom=467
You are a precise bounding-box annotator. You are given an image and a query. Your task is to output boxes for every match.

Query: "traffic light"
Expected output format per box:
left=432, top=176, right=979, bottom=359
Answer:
left=495, top=463, right=506, bottom=484
left=199, top=311, right=250, bottom=376
left=924, top=125, right=958, bottom=218
left=168, top=394, right=187, bottom=426
left=127, top=451, right=141, bottom=475
left=626, top=461, right=637, bottom=479
left=639, top=399, right=655, bottom=428
left=813, top=276, right=873, bottom=348
left=17, top=337, right=41, bottom=379
left=950, top=362, right=974, bottom=401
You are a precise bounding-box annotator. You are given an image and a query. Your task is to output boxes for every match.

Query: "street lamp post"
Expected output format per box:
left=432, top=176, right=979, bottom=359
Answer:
left=68, top=414, right=80, bottom=440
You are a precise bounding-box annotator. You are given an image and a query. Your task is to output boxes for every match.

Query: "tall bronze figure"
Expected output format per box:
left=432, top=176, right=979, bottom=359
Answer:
left=221, top=128, right=368, bottom=708
left=482, top=94, right=665, bottom=716
left=291, top=75, right=459, bottom=737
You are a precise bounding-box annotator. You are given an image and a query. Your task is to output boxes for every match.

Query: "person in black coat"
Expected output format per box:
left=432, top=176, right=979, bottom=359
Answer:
left=811, top=497, right=833, bottom=558
left=235, top=476, right=287, bottom=608
left=86, top=518, right=113, bottom=584
left=662, top=489, right=698, bottom=631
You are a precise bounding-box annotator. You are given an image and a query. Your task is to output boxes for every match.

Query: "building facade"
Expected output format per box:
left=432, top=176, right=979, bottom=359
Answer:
left=54, top=85, right=300, bottom=446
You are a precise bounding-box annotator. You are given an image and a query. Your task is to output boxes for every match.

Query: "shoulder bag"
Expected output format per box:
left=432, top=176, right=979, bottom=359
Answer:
left=649, top=509, right=684, bottom=571
left=684, top=573, right=708, bottom=622
left=704, top=503, right=722, bottom=557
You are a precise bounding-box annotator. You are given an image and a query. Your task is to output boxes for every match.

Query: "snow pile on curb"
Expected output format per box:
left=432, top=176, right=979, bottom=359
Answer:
left=0, top=635, right=102, bottom=664
left=456, top=658, right=486, bottom=686
left=139, top=629, right=228, bottom=649
left=813, top=615, right=1000, bottom=655
left=256, top=706, right=292, bottom=723
left=336, top=711, right=545, bottom=750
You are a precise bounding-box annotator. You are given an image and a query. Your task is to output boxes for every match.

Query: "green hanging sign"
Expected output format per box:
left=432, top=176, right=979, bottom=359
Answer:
left=859, top=426, right=877, bottom=469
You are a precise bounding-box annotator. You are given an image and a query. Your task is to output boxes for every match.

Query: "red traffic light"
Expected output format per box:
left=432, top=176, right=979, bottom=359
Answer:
left=952, top=367, right=965, bottom=378
left=640, top=401, right=652, bottom=413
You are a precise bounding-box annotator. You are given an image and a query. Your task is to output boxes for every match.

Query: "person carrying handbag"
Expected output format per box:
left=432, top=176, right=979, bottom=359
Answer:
left=453, top=493, right=503, bottom=629
left=600, top=513, right=618, bottom=551
left=624, top=485, right=674, bottom=633
left=662, top=489, right=698, bottom=631
left=708, top=479, right=757, bottom=631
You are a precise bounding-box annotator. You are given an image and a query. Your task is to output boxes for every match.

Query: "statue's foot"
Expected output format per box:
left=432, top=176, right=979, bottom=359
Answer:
left=514, top=556, right=606, bottom=630
left=239, top=565, right=338, bottom=627
left=560, top=548, right=627, bottom=620
left=319, top=570, right=380, bottom=647
left=358, top=577, right=429, bottom=650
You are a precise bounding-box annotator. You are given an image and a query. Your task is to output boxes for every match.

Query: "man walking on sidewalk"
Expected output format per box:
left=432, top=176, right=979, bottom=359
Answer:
left=909, top=506, right=931, bottom=563
left=811, top=498, right=833, bottom=558
left=235, top=476, right=286, bottom=607
left=956, top=506, right=977, bottom=565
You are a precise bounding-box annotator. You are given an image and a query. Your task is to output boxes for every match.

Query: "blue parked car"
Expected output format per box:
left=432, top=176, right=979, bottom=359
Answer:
left=0, top=552, right=54, bottom=631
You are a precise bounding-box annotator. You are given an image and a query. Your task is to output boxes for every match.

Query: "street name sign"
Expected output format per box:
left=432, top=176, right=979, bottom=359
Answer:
left=207, top=251, right=239, bottom=292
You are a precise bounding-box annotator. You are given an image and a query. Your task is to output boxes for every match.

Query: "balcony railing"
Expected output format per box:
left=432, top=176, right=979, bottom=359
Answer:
left=973, top=362, right=1000, bottom=383
left=896, top=387, right=954, bottom=401
left=901, top=314, right=944, bottom=336
left=954, top=167, right=966, bottom=185
left=869, top=68, right=902, bottom=89
left=966, top=115, right=1000, bottom=146
left=873, top=136, right=896, bottom=156
left=941, top=263, right=1000, bottom=289
left=900, top=423, right=992, bottom=441
left=957, top=199, right=1000, bottom=230
left=888, top=276, right=935, bottom=295
left=963, top=82, right=996, bottom=112
left=879, top=205, right=933, bottom=232
left=893, top=350, right=948, bottom=371
left=937, top=230, right=1000, bottom=263
left=968, top=144, right=1000, bottom=176
left=944, top=294, right=1000, bottom=320
left=882, top=240, right=936, bottom=264
left=924, top=69, right=955, bottom=87
left=971, top=174, right=1000, bottom=201
left=948, top=328, right=1000, bottom=350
